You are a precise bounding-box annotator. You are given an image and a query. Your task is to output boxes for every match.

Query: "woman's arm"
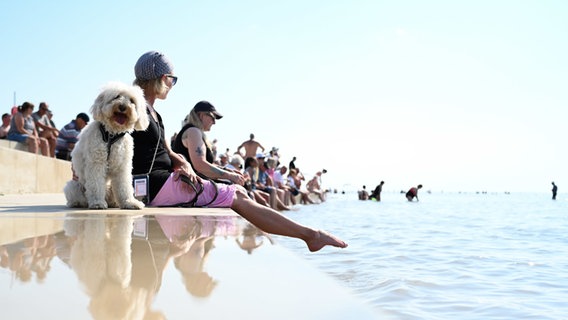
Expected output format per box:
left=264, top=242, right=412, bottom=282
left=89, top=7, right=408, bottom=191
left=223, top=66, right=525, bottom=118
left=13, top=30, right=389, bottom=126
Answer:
left=162, top=133, right=200, bottom=183
left=13, top=114, right=25, bottom=134
left=184, top=127, right=244, bottom=185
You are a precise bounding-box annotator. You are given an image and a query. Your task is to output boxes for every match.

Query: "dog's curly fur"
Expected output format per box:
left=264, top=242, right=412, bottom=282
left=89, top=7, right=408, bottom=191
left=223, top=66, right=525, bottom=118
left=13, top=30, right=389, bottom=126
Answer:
left=64, top=82, right=149, bottom=209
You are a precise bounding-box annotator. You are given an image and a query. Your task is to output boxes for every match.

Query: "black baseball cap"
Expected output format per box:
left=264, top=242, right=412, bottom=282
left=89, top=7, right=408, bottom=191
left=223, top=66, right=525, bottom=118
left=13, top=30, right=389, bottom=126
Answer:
left=194, top=101, right=223, bottom=119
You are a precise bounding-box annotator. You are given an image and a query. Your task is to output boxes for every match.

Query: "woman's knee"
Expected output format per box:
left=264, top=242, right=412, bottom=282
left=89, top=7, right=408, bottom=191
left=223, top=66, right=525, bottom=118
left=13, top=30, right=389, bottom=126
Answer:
left=233, top=186, right=249, bottom=200
left=232, top=186, right=255, bottom=208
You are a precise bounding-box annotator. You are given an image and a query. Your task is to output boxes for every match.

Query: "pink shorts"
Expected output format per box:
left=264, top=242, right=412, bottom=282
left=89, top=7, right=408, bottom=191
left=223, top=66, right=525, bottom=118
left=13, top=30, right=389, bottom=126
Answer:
left=150, top=173, right=236, bottom=208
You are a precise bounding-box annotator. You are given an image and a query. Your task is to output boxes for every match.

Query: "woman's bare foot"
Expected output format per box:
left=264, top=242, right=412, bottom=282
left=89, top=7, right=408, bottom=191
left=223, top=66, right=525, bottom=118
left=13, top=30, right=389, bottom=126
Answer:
left=306, top=230, right=348, bottom=252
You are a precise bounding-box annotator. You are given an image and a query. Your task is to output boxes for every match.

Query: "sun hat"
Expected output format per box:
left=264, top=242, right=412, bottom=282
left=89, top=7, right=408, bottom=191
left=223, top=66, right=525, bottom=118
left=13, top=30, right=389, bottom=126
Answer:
left=134, top=51, right=174, bottom=81
left=194, top=101, right=223, bottom=119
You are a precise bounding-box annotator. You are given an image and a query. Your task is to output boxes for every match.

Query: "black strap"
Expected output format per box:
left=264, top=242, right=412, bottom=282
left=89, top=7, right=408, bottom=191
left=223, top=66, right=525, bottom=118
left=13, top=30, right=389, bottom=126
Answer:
left=99, top=123, right=126, bottom=160
left=176, top=177, right=203, bottom=207
left=167, top=176, right=219, bottom=208
left=200, top=179, right=219, bottom=207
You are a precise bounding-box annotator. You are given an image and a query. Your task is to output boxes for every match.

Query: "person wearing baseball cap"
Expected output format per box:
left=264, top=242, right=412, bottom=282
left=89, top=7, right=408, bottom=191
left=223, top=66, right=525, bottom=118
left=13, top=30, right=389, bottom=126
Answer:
left=171, top=101, right=234, bottom=183
left=193, top=100, right=223, bottom=119
left=130, top=51, right=348, bottom=252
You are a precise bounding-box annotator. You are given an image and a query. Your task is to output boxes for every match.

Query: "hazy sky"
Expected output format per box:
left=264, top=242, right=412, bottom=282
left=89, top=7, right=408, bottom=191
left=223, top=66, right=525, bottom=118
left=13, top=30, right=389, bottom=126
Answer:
left=2, top=1, right=566, bottom=193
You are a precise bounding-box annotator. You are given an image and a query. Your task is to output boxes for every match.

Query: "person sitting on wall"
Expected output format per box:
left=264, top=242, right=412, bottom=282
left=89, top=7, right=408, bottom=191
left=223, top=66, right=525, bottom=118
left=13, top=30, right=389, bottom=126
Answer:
left=55, top=113, right=90, bottom=160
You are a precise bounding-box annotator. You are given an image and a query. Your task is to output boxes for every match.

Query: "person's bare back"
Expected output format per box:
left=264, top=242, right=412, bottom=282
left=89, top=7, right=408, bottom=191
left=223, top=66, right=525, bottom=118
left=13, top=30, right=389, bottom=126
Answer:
left=237, top=133, right=265, bottom=159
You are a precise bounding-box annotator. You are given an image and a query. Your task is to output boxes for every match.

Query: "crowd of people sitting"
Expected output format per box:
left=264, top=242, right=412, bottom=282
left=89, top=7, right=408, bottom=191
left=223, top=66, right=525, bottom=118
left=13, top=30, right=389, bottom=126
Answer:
left=2, top=51, right=347, bottom=255
left=171, top=119, right=327, bottom=212
left=162, top=98, right=328, bottom=212
left=2, top=102, right=326, bottom=212
left=0, top=102, right=90, bottom=160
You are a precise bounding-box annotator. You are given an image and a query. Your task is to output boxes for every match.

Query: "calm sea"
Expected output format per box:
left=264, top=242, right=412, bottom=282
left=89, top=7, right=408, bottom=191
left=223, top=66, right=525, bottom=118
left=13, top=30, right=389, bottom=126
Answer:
left=275, top=192, right=568, bottom=320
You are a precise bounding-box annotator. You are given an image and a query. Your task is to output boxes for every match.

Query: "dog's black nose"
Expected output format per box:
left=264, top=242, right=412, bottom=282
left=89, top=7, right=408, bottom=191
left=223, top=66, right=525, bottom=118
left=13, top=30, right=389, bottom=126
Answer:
left=119, top=105, right=126, bottom=112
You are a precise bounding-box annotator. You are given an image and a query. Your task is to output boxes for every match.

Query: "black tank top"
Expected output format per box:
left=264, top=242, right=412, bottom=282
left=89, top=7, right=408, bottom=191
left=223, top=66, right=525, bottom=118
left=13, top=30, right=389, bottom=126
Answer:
left=131, top=110, right=172, bottom=200
left=172, top=123, right=214, bottom=169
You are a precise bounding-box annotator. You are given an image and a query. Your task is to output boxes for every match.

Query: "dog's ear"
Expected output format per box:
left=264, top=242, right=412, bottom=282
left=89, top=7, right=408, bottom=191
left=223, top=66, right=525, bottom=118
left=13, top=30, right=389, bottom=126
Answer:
left=133, top=85, right=150, bottom=131
left=134, top=106, right=150, bottom=131
left=90, top=91, right=105, bottom=122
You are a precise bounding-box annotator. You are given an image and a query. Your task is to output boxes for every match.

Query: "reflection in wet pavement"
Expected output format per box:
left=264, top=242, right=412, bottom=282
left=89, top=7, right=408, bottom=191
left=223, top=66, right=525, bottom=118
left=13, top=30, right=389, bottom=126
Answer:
left=2, top=214, right=268, bottom=319
left=1, top=211, right=378, bottom=319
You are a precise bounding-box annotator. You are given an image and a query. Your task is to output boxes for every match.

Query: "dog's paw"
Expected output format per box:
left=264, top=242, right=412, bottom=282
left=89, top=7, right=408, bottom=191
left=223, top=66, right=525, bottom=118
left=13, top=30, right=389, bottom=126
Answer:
left=120, top=199, right=145, bottom=210
left=88, top=201, right=108, bottom=210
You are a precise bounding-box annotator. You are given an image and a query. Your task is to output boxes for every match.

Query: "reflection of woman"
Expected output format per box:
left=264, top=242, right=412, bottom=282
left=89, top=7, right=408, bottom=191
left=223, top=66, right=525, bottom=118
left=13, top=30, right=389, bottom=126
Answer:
left=157, top=215, right=232, bottom=297
left=131, top=51, right=347, bottom=252
left=174, top=236, right=217, bottom=297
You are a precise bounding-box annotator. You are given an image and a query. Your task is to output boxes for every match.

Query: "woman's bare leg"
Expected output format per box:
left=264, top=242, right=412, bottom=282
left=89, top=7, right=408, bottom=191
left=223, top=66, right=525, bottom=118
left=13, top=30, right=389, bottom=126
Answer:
left=231, top=188, right=347, bottom=252
left=27, top=136, right=38, bottom=154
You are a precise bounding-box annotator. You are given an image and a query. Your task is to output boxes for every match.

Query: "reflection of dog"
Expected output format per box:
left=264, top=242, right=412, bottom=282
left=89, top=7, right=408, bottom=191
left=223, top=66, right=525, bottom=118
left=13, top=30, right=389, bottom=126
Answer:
left=64, top=82, right=149, bottom=209
left=64, top=216, right=135, bottom=318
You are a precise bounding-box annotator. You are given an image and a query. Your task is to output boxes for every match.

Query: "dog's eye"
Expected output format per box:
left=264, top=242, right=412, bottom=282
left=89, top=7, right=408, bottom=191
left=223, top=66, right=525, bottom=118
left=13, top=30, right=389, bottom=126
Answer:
left=114, top=94, right=121, bottom=100
left=130, top=98, right=135, bottom=104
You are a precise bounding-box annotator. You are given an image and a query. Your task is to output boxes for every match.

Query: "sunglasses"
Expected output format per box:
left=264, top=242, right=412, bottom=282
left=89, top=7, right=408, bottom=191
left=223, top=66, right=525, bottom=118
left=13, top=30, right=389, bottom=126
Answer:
left=165, top=74, right=177, bottom=86
left=202, top=112, right=216, bottom=120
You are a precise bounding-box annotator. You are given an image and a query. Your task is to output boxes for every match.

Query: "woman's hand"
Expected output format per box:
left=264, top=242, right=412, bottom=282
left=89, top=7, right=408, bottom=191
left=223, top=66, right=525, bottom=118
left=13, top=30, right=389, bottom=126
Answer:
left=173, top=166, right=201, bottom=185
left=171, top=154, right=201, bottom=185
left=228, top=172, right=246, bottom=186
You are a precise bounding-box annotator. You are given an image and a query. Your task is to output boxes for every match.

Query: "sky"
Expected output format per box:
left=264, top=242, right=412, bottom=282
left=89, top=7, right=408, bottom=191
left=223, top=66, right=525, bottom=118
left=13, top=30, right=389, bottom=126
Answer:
left=1, top=1, right=566, bottom=193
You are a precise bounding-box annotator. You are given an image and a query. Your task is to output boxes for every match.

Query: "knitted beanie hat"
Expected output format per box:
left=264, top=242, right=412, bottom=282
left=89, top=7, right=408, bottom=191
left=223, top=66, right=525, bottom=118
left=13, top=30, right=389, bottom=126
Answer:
left=134, top=51, right=174, bottom=80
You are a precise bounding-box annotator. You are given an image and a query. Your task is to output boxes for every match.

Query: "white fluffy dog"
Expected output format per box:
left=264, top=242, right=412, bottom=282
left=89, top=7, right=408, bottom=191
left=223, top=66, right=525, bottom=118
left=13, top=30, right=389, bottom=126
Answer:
left=64, top=82, right=149, bottom=209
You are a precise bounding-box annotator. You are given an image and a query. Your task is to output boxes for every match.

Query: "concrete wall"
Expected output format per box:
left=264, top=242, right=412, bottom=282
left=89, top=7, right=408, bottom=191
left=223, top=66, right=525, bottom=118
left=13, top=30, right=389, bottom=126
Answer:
left=0, top=140, right=71, bottom=194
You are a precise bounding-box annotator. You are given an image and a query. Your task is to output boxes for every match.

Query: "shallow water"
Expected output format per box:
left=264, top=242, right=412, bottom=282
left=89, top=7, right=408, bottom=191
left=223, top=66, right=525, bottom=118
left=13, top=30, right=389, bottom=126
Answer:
left=276, top=192, right=568, bottom=319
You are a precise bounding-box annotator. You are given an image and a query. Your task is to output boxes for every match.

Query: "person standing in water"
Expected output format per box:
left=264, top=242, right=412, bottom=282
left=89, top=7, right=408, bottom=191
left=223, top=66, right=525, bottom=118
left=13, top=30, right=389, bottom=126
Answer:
left=370, top=181, right=384, bottom=201
left=406, top=184, right=423, bottom=202
left=358, top=185, right=369, bottom=200
left=552, top=182, right=558, bottom=200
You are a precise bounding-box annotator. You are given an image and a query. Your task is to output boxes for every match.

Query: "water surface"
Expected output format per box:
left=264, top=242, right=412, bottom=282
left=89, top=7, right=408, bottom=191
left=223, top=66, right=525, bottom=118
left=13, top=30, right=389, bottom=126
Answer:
left=276, top=192, right=568, bottom=319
